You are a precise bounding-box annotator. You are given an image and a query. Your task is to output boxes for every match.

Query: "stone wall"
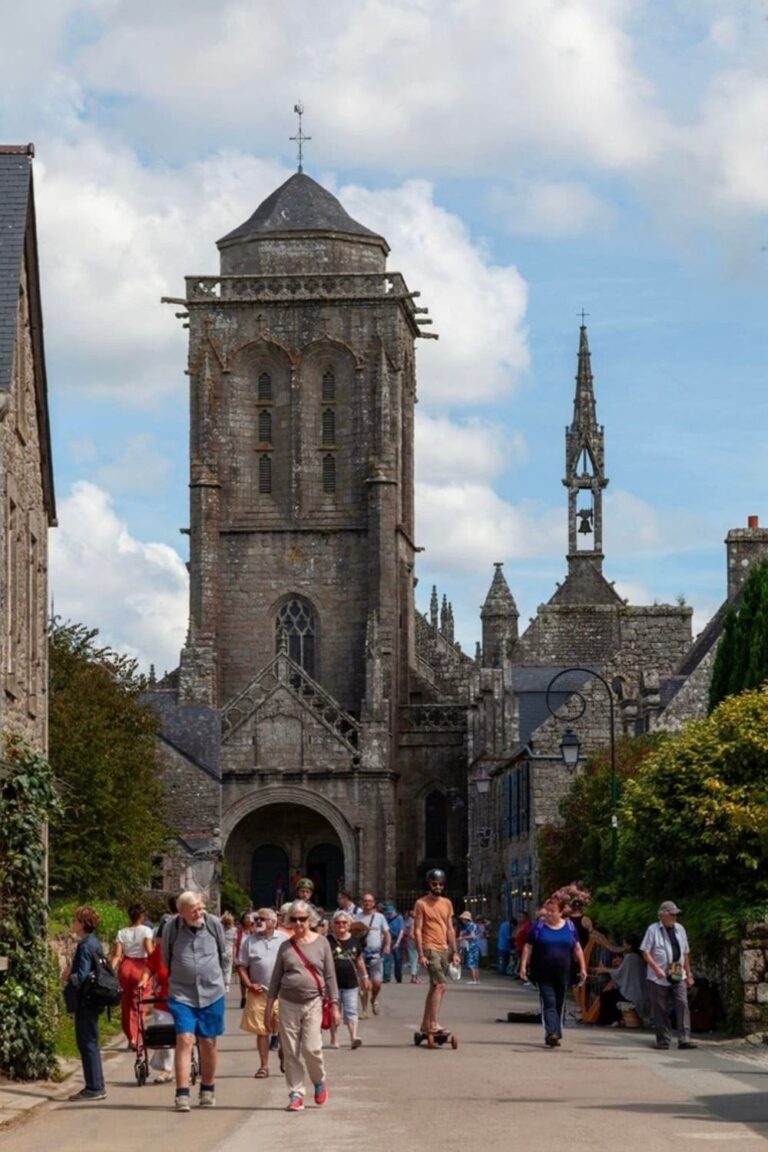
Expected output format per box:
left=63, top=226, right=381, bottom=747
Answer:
left=0, top=258, right=50, bottom=754
left=740, top=924, right=768, bottom=1031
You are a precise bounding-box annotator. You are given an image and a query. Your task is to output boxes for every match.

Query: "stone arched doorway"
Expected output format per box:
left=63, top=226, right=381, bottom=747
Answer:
left=223, top=790, right=357, bottom=908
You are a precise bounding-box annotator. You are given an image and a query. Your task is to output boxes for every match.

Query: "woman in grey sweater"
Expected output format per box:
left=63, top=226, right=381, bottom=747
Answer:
left=265, top=900, right=340, bottom=1112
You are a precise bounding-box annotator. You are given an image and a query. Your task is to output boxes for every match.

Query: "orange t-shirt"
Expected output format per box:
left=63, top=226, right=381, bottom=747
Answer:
left=416, top=895, right=454, bottom=951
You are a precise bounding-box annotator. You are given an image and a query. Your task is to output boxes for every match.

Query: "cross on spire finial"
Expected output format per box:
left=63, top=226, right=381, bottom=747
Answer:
left=578, top=308, right=590, bottom=326
left=290, top=102, right=311, bottom=173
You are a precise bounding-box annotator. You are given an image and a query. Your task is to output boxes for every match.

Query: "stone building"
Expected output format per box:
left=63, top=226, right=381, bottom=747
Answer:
left=0, top=144, right=55, bottom=757
left=466, top=324, right=692, bottom=918
left=148, top=171, right=471, bottom=907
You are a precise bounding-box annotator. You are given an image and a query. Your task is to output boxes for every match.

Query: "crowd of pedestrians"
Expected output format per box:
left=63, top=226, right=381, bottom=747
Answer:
left=61, top=879, right=702, bottom=1109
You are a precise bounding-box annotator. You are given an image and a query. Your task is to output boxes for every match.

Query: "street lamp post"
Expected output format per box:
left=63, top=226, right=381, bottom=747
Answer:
left=545, top=668, right=618, bottom=883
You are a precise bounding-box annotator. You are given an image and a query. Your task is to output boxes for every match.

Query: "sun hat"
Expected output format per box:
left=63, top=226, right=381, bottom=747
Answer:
left=459, top=911, right=472, bottom=920
left=658, top=900, right=681, bottom=915
left=296, top=877, right=314, bottom=892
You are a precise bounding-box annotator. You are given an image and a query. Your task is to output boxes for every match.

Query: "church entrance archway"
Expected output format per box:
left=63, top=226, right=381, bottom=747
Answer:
left=250, top=844, right=289, bottom=909
left=224, top=797, right=351, bottom=908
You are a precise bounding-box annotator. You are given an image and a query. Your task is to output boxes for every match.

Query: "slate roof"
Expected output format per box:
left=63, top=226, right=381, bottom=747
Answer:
left=218, top=171, right=388, bottom=250
left=510, top=666, right=595, bottom=746
left=0, top=145, right=55, bottom=522
left=0, top=148, right=31, bottom=394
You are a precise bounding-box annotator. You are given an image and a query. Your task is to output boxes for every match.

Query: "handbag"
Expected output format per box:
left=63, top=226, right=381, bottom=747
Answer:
left=289, top=939, right=333, bottom=1030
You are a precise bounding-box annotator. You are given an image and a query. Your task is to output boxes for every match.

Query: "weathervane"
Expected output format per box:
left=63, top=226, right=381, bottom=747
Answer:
left=290, top=102, right=311, bottom=173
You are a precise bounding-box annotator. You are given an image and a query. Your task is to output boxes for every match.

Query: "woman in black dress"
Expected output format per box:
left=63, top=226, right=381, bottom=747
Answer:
left=327, top=910, right=370, bottom=1049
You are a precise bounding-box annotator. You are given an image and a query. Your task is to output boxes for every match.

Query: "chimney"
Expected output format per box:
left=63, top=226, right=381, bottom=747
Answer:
left=726, top=515, right=768, bottom=600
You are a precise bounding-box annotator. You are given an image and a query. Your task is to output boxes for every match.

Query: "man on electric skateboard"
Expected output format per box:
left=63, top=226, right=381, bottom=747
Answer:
left=413, top=869, right=460, bottom=1041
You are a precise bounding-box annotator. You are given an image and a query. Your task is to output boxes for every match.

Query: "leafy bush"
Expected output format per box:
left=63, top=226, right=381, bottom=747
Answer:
left=620, top=688, right=768, bottom=899
left=219, top=861, right=251, bottom=917
left=0, top=737, right=61, bottom=1079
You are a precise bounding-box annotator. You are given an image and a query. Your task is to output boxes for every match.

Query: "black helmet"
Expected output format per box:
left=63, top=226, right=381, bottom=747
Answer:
left=426, top=868, right=446, bottom=885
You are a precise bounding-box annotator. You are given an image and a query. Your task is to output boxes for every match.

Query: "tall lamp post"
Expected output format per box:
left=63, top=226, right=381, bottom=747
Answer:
left=545, top=668, right=618, bottom=883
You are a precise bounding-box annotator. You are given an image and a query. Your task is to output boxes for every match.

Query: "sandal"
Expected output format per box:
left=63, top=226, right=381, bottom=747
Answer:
left=254, top=1067, right=269, bottom=1078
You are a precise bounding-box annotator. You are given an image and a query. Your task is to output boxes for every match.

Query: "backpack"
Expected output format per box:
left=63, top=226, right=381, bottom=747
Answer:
left=84, top=951, right=123, bottom=1009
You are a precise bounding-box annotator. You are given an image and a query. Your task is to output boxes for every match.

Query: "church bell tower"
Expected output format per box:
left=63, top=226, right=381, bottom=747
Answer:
left=564, top=321, right=608, bottom=577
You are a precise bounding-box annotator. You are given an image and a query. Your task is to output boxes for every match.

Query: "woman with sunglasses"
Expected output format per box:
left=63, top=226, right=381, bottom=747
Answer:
left=265, top=900, right=340, bottom=1112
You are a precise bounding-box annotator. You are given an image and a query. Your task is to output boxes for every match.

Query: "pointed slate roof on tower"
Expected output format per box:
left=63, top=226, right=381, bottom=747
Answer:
left=566, top=322, right=604, bottom=476
left=481, top=563, right=518, bottom=618
left=218, top=171, right=389, bottom=251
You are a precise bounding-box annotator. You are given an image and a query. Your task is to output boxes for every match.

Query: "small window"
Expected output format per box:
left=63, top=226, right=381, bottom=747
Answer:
left=322, top=454, right=336, bottom=494
left=322, top=369, right=335, bottom=402
left=258, top=409, right=272, bottom=443
left=276, top=598, right=316, bottom=676
left=258, top=371, right=272, bottom=401
left=321, top=408, right=335, bottom=445
left=259, top=454, right=272, bottom=494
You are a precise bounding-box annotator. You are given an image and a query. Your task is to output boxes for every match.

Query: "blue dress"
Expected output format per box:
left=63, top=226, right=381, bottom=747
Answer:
left=460, top=923, right=480, bottom=969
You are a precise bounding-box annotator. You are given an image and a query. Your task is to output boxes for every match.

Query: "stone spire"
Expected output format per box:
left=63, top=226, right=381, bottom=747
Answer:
left=564, top=322, right=608, bottom=573
left=481, top=562, right=518, bottom=667
left=430, top=585, right=439, bottom=629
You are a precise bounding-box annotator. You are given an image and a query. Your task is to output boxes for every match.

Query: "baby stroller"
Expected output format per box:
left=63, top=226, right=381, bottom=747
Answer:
left=134, top=987, right=199, bottom=1087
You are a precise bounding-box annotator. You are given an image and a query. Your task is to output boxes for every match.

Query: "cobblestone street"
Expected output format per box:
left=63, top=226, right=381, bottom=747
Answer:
left=3, top=975, right=768, bottom=1150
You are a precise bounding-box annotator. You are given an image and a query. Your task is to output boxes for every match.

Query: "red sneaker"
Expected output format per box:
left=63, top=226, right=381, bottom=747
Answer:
left=286, top=1094, right=304, bottom=1112
left=314, top=1082, right=329, bottom=1106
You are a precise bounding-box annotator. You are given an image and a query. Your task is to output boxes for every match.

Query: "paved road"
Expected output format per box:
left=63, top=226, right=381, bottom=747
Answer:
left=4, top=976, right=768, bottom=1150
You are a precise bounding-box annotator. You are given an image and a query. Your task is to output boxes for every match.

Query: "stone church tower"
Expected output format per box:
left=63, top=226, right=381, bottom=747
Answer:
left=152, top=171, right=469, bottom=907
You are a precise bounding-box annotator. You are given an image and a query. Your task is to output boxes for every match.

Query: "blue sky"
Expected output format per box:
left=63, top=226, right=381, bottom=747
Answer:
left=2, top=0, right=767, bottom=671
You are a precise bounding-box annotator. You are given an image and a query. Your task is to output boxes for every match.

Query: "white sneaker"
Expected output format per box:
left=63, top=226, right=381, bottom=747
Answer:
left=199, top=1088, right=216, bottom=1107
left=175, top=1095, right=191, bottom=1112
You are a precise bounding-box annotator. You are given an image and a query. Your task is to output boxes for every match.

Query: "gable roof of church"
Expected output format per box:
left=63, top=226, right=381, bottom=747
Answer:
left=0, top=144, right=55, bottom=521
left=0, top=148, right=32, bottom=394
left=218, top=171, right=389, bottom=251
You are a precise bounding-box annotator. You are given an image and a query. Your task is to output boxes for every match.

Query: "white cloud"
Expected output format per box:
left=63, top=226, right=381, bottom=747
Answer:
left=36, top=136, right=290, bottom=406
left=63, top=0, right=663, bottom=174
left=488, top=180, right=614, bottom=238
left=416, top=414, right=525, bottom=486
left=50, top=481, right=188, bottom=673
left=416, top=482, right=563, bottom=574
left=342, top=180, right=530, bottom=403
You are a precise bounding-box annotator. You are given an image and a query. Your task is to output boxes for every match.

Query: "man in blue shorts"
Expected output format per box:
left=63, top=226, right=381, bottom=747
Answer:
left=162, top=890, right=228, bottom=1112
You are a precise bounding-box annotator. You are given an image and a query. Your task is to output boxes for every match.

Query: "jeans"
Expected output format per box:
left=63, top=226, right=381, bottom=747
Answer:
left=75, top=1004, right=105, bottom=1092
left=538, top=981, right=566, bottom=1039
left=383, top=949, right=403, bottom=983
left=497, top=949, right=511, bottom=975
left=407, top=941, right=419, bottom=978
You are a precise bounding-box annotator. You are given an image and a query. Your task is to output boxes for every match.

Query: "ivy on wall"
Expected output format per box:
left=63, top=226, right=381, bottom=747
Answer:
left=0, top=736, right=61, bottom=1079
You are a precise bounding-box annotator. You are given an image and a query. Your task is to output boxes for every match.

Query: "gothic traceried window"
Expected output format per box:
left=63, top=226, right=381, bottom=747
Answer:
left=276, top=598, right=316, bottom=677
left=259, top=454, right=272, bottom=494
left=258, top=371, right=272, bottom=401
left=322, top=368, right=335, bottom=402
left=322, top=408, right=335, bottom=444
left=258, top=409, right=272, bottom=443
left=322, top=453, right=336, bottom=494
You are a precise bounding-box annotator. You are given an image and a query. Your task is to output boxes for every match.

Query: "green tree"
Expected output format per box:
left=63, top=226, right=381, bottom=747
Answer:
left=0, top=737, right=61, bottom=1078
left=620, top=687, right=768, bottom=899
left=48, top=620, right=168, bottom=902
left=710, top=560, right=768, bottom=710
left=539, top=733, right=665, bottom=896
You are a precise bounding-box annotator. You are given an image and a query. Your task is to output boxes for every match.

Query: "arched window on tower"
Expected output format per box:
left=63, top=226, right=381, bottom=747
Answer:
left=322, top=408, right=335, bottom=445
left=259, top=454, right=272, bottom=494
left=258, top=409, right=272, bottom=443
left=424, top=790, right=448, bottom=859
left=322, top=454, right=336, bottom=494
left=276, top=598, right=317, bottom=677
left=258, top=371, right=273, bottom=401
